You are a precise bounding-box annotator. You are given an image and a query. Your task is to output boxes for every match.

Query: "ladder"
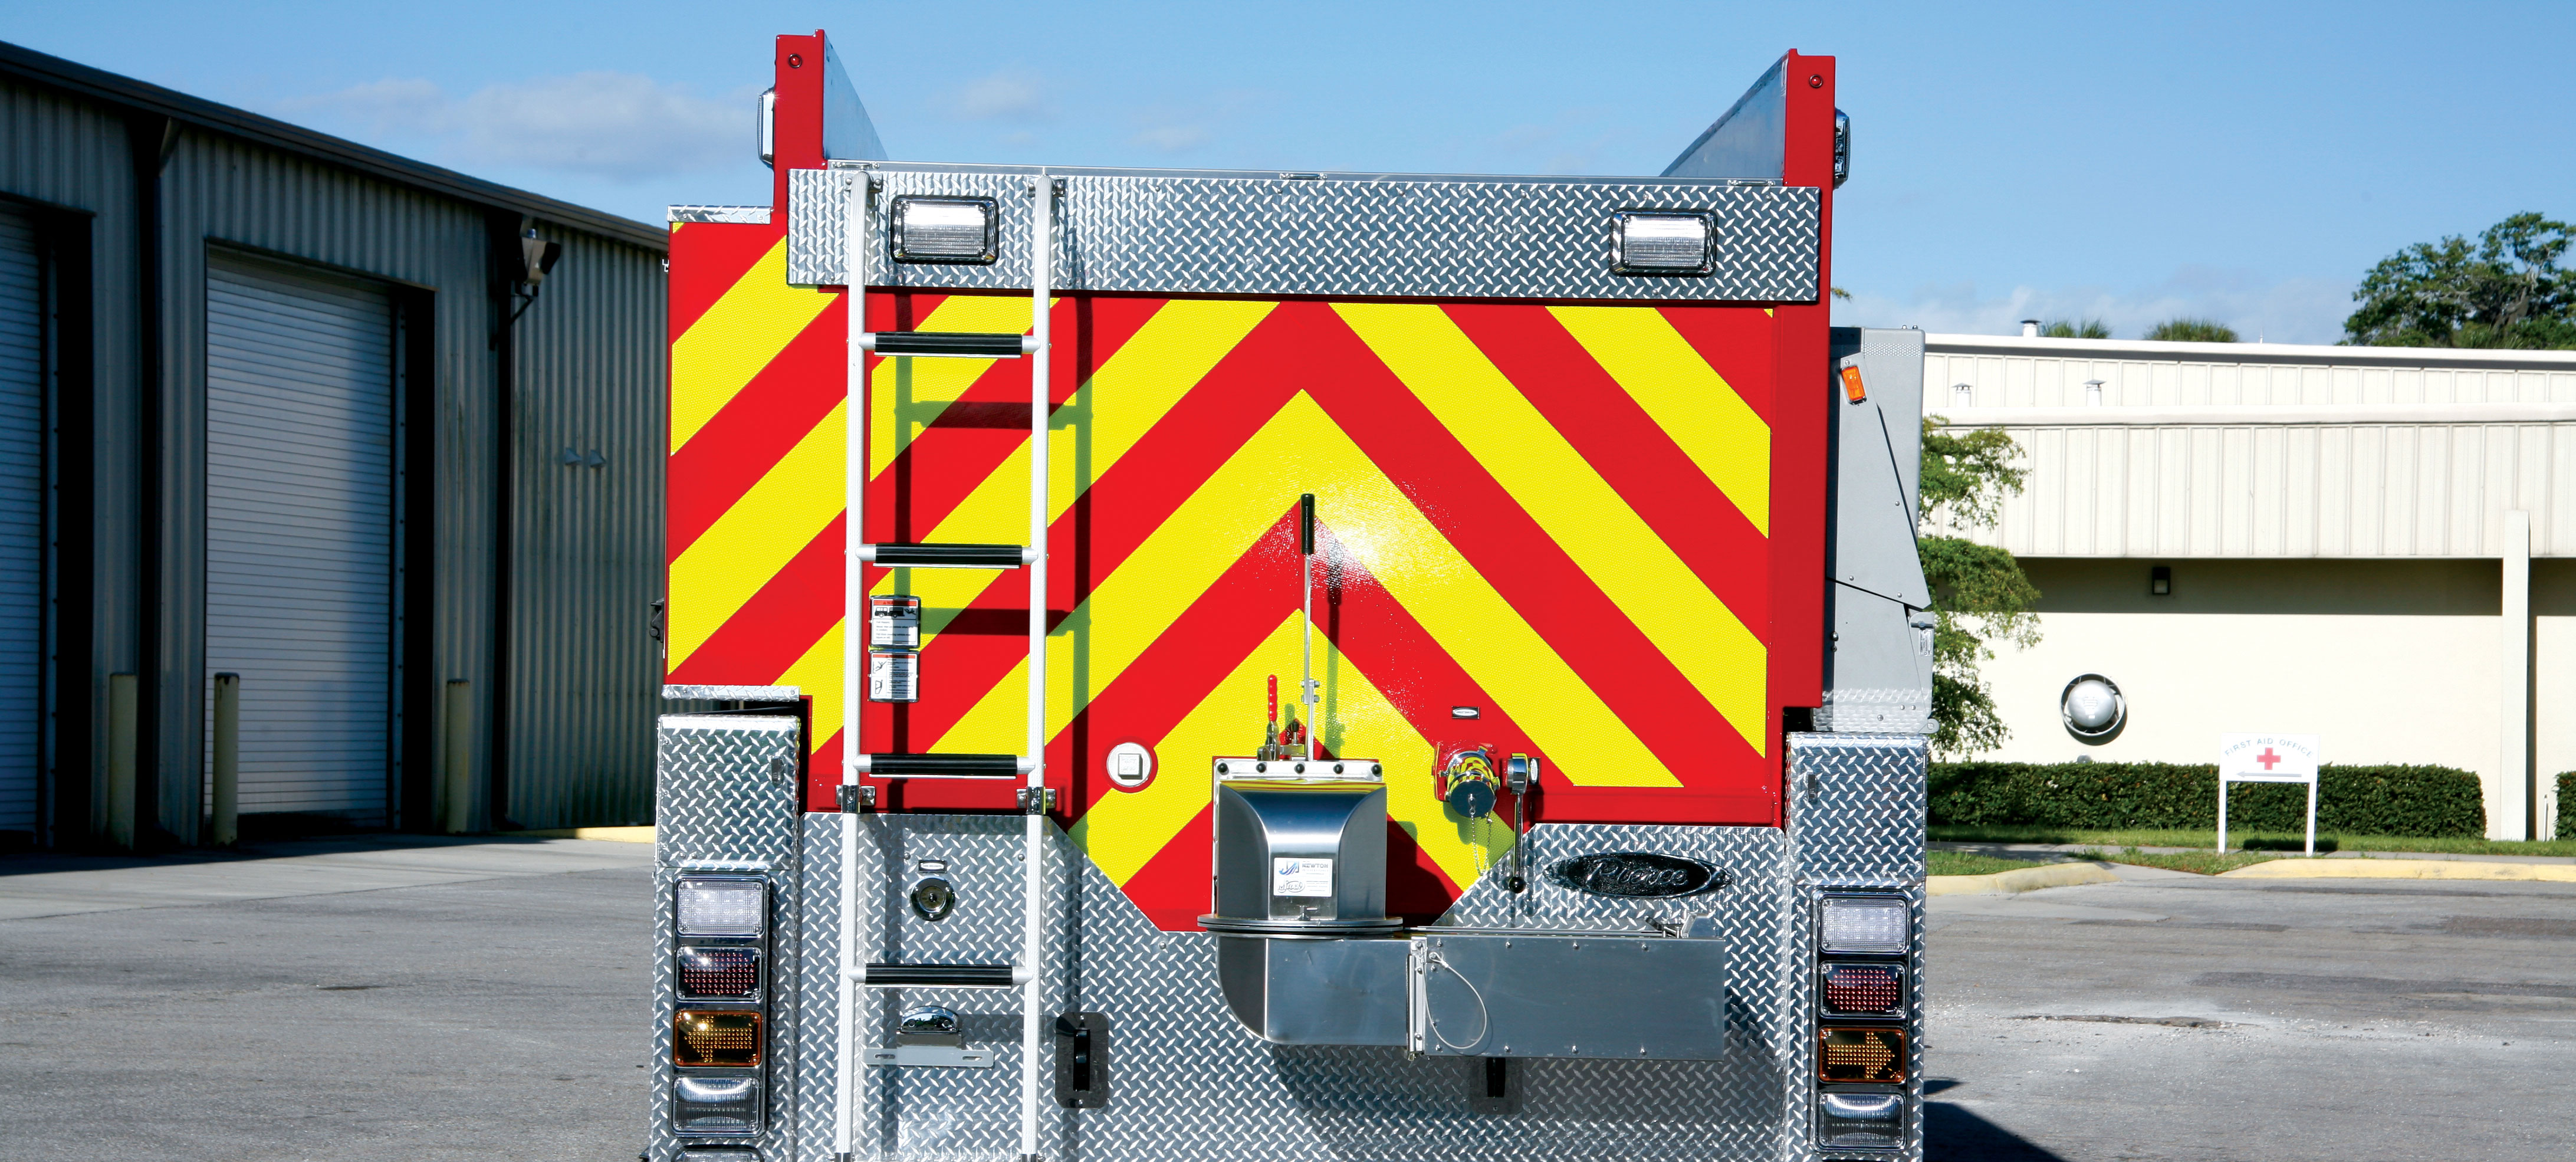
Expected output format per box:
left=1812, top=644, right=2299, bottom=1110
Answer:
left=834, top=169, right=1056, bottom=1162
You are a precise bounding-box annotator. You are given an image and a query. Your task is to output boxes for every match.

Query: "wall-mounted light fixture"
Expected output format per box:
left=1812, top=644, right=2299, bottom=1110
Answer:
left=2082, top=379, right=2105, bottom=406
left=2150, top=566, right=2171, bottom=596
left=1953, top=383, right=1974, bottom=408
left=2061, top=674, right=2126, bottom=743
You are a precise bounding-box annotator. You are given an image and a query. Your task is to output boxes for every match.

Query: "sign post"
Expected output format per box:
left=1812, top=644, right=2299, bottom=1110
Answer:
left=2217, top=733, right=2321, bottom=855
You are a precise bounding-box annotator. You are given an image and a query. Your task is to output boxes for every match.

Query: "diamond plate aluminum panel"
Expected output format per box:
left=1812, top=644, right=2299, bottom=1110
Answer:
left=1789, top=733, right=1927, bottom=889
left=777, top=818, right=1849, bottom=1161
left=658, top=715, right=803, bottom=866
left=1816, top=687, right=1934, bottom=736
left=787, top=165, right=1821, bottom=303
left=669, top=205, right=772, bottom=224
left=650, top=715, right=806, bottom=1162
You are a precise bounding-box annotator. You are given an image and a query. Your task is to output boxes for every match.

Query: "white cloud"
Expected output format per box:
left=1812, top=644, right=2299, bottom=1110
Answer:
left=281, top=71, right=745, bottom=182
left=1131, top=123, right=1211, bottom=153
left=1833, top=268, right=2358, bottom=346
left=282, top=77, right=451, bottom=137
left=952, top=70, right=1047, bottom=122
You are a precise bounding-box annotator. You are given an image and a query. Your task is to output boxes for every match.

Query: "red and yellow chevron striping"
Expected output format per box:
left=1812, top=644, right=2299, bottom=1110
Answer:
left=667, top=221, right=1818, bottom=925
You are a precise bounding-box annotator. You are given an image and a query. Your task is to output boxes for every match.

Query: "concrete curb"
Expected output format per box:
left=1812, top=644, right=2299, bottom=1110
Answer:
left=1927, top=861, right=2121, bottom=896
left=2217, top=858, right=2576, bottom=882
left=500, top=826, right=656, bottom=843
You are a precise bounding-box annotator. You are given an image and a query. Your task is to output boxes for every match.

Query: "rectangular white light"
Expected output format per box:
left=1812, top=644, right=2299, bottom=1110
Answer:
left=1610, top=209, right=1716, bottom=276
left=1818, top=895, right=1908, bottom=954
left=676, top=877, right=765, bottom=937
left=672, top=1074, right=763, bottom=1137
left=891, top=196, right=998, bottom=264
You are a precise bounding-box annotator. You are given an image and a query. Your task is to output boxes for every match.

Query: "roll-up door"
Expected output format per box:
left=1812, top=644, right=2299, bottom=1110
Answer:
left=205, top=258, right=394, bottom=822
left=0, top=206, right=43, bottom=838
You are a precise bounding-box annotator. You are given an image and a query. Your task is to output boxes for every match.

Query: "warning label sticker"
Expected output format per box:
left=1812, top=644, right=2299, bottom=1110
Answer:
left=1271, top=857, right=1333, bottom=898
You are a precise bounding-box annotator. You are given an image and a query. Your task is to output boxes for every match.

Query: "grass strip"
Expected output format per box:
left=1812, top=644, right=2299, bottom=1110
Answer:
left=1926, top=851, right=2048, bottom=877
left=1929, top=825, right=2576, bottom=858
left=2070, top=846, right=2284, bottom=875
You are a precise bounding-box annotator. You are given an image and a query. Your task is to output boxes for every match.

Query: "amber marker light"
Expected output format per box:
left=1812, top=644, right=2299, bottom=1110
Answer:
left=1819, top=1027, right=1906, bottom=1084
left=675, top=1010, right=763, bottom=1068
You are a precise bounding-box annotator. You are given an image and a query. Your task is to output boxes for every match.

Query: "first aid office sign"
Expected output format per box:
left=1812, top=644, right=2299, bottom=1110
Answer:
left=2217, top=733, right=2321, bottom=854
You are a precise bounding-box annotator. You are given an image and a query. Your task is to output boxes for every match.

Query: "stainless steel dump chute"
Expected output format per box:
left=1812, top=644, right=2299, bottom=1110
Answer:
left=1200, top=763, right=1398, bottom=937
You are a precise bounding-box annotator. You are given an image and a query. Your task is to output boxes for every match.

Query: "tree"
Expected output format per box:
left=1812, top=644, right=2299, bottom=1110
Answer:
left=1918, top=418, right=2040, bottom=756
left=2345, top=212, right=2576, bottom=349
left=2145, top=317, right=2238, bottom=342
left=2039, top=318, right=2111, bottom=339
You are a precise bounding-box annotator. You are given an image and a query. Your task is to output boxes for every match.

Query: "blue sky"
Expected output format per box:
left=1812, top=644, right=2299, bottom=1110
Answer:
left=7, top=1, right=2570, bottom=343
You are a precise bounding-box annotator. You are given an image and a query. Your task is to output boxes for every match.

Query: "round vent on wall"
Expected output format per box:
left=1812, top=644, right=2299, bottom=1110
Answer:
left=2061, top=674, right=2126, bottom=743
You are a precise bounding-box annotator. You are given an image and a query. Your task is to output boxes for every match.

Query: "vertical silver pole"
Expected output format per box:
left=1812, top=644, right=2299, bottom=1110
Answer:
left=443, top=679, right=472, bottom=834
left=1300, top=494, right=1316, bottom=761
left=106, top=672, right=136, bottom=851
left=2303, top=777, right=2317, bottom=858
left=837, top=170, right=872, bottom=1161
left=211, top=672, right=240, bottom=846
left=1020, top=172, right=1053, bottom=1162
left=2215, top=776, right=2228, bottom=855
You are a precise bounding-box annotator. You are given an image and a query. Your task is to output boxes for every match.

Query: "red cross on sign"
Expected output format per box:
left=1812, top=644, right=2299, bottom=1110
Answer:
left=2257, top=748, right=2281, bottom=771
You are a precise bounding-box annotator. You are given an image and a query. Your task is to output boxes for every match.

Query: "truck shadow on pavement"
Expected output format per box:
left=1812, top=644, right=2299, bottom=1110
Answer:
left=1924, top=1079, right=2072, bottom=1162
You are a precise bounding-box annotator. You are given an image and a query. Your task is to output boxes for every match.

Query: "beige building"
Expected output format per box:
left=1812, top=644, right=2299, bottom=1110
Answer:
left=1921, top=333, right=2576, bottom=840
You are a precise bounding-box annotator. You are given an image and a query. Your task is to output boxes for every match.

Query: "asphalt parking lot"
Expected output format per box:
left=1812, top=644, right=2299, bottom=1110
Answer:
left=2, top=839, right=2570, bottom=1160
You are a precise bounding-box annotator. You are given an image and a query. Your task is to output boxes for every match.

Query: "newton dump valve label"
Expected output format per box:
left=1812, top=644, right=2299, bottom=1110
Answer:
left=1273, top=858, right=1333, bottom=898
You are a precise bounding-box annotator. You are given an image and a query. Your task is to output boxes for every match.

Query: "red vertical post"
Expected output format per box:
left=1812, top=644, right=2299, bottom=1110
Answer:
left=770, top=31, right=828, bottom=212
left=1770, top=51, right=1836, bottom=823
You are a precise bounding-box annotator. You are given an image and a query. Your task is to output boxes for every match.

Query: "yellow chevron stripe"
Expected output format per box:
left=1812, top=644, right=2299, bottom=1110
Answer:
left=670, top=240, right=832, bottom=452
left=935, top=391, right=1678, bottom=788
left=666, top=400, right=845, bottom=669
left=1337, top=303, right=1768, bottom=756
left=773, top=619, right=844, bottom=754
left=869, top=295, right=1041, bottom=479
left=1547, top=305, right=1772, bottom=536
left=1071, top=611, right=1501, bottom=891
left=872, top=299, right=1277, bottom=645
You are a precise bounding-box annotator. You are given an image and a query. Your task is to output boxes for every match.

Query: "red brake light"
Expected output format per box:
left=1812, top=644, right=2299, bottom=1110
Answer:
left=679, top=947, right=761, bottom=1000
left=1820, top=963, right=1904, bottom=1017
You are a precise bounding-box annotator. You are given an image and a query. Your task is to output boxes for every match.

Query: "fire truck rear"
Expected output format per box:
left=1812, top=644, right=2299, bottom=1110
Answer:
left=652, top=29, right=1930, bottom=1161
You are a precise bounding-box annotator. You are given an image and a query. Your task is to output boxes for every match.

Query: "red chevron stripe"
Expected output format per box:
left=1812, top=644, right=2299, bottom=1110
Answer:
left=1442, top=303, right=1770, bottom=631
left=866, top=294, right=1162, bottom=546
left=668, top=219, right=784, bottom=342
left=1294, top=313, right=1763, bottom=774
left=665, top=513, right=843, bottom=688
left=667, top=294, right=853, bottom=559
left=862, top=303, right=1319, bottom=753
left=1654, top=304, right=1779, bottom=425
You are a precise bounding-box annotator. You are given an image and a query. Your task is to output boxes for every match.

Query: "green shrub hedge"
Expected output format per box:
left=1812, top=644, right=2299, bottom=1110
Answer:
left=1929, top=761, right=2485, bottom=838
left=2559, top=773, right=2574, bottom=840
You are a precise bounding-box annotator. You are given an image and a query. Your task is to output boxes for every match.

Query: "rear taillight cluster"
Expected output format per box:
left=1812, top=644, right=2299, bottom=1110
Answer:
left=671, top=875, right=768, bottom=1140
left=1815, top=894, right=1910, bottom=1154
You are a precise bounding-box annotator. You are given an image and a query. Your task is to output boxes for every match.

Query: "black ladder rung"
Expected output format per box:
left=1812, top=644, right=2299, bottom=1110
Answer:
left=863, top=753, right=1023, bottom=779
left=866, top=543, right=1026, bottom=569
left=861, top=963, right=1017, bottom=987
left=863, top=331, right=1034, bottom=358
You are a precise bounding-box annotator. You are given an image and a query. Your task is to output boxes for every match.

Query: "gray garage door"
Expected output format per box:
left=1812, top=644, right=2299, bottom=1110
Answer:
left=205, top=258, right=394, bottom=822
left=0, top=206, right=42, bottom=836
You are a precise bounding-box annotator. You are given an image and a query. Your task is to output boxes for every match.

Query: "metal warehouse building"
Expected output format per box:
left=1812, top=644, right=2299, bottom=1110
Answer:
left=0, top=41, right=668, bottom=849
left=1923, top=333, right=2575, bottom=840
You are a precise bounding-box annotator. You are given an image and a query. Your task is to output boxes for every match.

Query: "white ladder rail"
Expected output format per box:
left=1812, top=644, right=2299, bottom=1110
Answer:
left=836, top=168, right=871, bottom=1161
left=1017, top=170, right=1054, bottom=1162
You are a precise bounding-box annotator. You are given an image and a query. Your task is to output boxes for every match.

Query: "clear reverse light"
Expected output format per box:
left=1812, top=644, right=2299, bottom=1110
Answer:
left=892, top=196, right=998, bottom=264
left=676, top=877, right=765, bottom=937
left=1818, top=1091, right=1901, bottom=1148
left=673, top=1074, right=763, bottom=1136
left=1610, top=210, right=1716, bottom=276
left=1819, top=896, right=1908, bottom=954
